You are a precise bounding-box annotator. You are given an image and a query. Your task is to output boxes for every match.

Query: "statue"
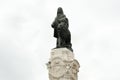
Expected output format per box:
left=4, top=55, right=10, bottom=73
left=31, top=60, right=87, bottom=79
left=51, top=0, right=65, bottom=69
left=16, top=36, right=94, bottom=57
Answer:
left=51, top=7, right=73, bottom=51
left=47, top=7, right=80, bottom=80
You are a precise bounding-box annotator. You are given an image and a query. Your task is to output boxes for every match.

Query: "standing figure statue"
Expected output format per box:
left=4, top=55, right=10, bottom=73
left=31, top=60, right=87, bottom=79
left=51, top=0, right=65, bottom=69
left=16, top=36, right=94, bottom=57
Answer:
left=51, top=7, right=73, bottom=51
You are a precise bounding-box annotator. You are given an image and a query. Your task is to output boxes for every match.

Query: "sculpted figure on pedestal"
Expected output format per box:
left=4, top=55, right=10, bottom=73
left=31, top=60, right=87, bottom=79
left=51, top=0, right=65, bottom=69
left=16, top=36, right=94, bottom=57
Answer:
left=48, top=7, right=80, bottom=80
left=51, top=7, right=73, bottom=51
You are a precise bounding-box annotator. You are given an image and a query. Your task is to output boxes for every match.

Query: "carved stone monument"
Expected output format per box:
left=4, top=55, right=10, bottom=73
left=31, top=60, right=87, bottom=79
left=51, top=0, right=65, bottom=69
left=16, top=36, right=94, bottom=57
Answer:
left=47, top=7, right=80, bottom=80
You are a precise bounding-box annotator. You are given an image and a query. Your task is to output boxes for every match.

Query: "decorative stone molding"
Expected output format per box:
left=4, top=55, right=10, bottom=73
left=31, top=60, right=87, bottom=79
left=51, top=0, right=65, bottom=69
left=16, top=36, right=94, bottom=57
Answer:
left=47, top=48, right=80, bottom=80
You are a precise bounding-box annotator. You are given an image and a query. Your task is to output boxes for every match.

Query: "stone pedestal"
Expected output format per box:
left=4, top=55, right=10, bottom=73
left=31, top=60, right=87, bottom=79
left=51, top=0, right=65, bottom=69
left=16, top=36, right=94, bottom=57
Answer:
left=47, top=48, right=80, bottom=80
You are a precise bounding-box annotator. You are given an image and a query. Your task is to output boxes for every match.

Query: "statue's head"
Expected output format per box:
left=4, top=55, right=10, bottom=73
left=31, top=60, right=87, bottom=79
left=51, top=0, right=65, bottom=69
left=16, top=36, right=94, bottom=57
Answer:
left=57, top=7, right=64, bottom=16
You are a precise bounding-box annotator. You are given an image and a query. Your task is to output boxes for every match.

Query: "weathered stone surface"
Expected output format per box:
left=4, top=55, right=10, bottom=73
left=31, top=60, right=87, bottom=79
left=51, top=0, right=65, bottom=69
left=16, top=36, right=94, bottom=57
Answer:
left=50, top=48, right=74, bottom=61
left=47, top=48, right=80, bottom=80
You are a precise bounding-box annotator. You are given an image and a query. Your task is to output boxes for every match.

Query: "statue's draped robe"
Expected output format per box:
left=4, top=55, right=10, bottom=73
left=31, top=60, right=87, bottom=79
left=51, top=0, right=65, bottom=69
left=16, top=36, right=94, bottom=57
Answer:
left=52, top=14, right=72, bottom=51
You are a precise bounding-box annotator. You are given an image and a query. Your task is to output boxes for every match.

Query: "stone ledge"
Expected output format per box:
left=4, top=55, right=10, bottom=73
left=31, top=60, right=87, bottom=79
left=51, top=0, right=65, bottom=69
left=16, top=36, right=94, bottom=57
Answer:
left=50, top=48, right=74, bottom=61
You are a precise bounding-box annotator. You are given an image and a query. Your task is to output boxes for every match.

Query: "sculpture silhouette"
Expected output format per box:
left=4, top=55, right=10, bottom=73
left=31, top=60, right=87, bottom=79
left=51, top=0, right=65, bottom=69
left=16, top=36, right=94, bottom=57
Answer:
left=51, top=7, right=73, bottom=51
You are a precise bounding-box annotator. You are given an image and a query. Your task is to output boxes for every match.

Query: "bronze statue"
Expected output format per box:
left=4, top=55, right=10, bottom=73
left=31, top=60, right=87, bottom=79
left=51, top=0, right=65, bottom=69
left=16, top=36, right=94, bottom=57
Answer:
left=51, top=7, right=73, bottom=51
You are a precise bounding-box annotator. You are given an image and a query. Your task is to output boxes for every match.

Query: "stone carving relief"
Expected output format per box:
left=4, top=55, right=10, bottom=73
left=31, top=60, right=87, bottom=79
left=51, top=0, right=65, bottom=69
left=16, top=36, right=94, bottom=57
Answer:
left=47, top=48, right=80, bottom=80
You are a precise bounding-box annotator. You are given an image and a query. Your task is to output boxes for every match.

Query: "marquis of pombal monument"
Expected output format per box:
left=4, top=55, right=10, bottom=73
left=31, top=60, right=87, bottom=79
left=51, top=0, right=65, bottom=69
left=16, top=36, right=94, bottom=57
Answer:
left=47, top=7, right=80, bottom=80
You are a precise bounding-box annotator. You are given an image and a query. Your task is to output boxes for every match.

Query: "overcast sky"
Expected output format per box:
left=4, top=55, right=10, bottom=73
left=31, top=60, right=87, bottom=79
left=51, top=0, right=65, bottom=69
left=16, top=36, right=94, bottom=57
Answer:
left=0, top=0, right=120, bottom=80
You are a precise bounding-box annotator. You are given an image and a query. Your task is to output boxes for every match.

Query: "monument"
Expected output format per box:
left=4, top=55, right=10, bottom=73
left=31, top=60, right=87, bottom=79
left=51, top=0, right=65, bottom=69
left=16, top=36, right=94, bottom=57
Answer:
left=47, top=7, right=80, bottom=80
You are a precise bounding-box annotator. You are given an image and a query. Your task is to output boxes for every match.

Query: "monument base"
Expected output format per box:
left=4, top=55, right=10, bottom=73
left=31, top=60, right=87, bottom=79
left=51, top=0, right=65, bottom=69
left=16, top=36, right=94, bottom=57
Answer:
left=47, top=48, right=80, bottom=80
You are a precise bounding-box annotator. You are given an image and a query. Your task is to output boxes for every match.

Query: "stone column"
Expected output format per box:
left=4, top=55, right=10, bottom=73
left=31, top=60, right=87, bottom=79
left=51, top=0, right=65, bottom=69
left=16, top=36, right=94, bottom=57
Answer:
left=47, top=48, right=80, bottom=80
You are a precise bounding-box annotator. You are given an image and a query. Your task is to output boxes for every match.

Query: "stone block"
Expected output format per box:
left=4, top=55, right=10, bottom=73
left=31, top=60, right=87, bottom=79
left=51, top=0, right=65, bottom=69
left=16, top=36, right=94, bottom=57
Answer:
left=47, top=48, right=80, bottom=80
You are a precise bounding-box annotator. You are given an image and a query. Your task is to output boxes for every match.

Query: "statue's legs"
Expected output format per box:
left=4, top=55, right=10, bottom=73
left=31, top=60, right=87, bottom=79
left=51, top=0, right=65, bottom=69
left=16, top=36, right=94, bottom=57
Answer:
left=56, top=37, right=61, bottom=48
